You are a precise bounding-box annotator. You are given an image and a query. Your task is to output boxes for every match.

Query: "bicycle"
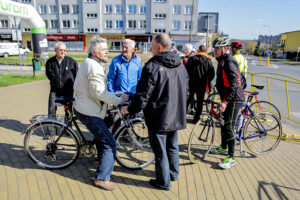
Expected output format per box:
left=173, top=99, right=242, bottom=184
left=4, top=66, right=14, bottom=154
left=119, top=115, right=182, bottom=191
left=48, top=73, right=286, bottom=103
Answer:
left=23, top=97, right=154, bottom=170
left=188, top=90, right=282, bottom=163
left=206, top=84, right=281, bottom=120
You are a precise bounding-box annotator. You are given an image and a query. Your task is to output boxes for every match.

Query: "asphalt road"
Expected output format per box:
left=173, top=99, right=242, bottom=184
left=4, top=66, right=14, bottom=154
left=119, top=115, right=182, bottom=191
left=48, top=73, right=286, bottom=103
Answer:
left=247, top=57, right=300, bottom=131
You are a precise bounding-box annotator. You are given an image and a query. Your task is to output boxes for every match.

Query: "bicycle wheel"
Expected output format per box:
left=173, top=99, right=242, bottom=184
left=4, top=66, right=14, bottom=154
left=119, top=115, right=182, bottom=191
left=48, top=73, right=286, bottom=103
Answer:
left=249, top=100, right=281, bottom=120
left=24, top=121, right=80, bottom=169
left=115, top=118, right=154, bottom=170
left=188, top=114, right=215, bottom=163
left=243, top=112, right=282, bottom=154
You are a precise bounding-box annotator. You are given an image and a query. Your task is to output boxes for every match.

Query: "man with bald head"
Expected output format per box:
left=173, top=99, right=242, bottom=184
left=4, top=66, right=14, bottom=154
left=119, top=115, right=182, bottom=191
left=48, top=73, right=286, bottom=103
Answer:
left=121, top=33, right=189, bottom=190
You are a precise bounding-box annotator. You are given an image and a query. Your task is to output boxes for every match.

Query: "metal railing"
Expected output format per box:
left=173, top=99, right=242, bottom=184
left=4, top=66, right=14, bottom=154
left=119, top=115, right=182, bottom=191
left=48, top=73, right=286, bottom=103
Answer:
left=249, top=72, right=300, bottom=142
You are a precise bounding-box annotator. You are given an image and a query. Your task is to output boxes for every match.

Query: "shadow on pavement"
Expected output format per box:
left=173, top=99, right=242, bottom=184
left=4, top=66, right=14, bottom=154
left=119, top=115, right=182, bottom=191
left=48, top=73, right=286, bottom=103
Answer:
left=0, top=141, right=155, bottom=189
left=258, top=181, right=300, bottom=200
left=0, top=118, right=28, bottom=133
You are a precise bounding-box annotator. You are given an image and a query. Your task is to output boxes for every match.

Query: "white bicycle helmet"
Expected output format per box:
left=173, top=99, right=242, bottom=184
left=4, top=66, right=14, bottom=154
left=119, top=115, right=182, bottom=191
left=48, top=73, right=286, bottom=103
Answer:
left=212, top=37, right=230, bottom=48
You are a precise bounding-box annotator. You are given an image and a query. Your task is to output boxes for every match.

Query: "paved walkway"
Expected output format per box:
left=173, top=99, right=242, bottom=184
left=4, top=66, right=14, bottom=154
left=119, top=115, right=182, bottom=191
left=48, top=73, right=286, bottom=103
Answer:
left=0, top=80, right=299, bottom=200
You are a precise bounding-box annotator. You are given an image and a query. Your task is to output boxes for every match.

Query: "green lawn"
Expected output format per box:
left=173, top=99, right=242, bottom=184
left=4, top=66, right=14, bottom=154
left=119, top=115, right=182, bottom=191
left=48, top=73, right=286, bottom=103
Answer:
left=0, top=54, right=116, bottom=66
left=0, top=74, right=47, bottom=87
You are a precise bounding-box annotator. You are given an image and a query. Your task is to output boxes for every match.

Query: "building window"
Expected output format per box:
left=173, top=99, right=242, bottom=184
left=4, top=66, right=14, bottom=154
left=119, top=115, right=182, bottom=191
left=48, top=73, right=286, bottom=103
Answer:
left=115, top=20, right=124, bottom=29
left=87, top=28, right=98, bottom=33
left=62, top=20, right=70, bottom=28
left=72, top=5, right=79, bottom=14
left=61, top=5, right=70, bottom=14
left=127, top=5, right=137, bottom=14
left=172, top=21, right=180, bottom=30
left=154, top=29, right=166, bottom=33
left=0, top=20, right=8, bottom=28
left=128, top=20, right=136, bottom=29
left=20, top=0, right=31, bottom=2
left=115, top=5, right=123, bottom=14
left=44, top=20, right=48, bottom=28
left=139, top=20, right=146, bottom=29
left=184, top=21, right=191, bottom=30
left=154, top=14, right=166, bottom=19
left=11, top=23, right=21, bottom=29
left=105, top=5, right=112, bottom=14
left=23, top=28, right=30, bottom=32
left=154, top=0, right=166, bottom=2
left=86, top=13, right=97, bottom=18
left=73, top=20, right=80, bottom=28
left=184, top=5, right=192, bottom=15
left=39, top=5, right=47, bottom=15
left=50, top=20, right=59, bottom=28
left=105, top=20, right=112, bottom=29
left=139, top=6, right=147, bottom=14
left=85, top=0, right=97, bottom=2
left=173, top=5, right=181, bottom=14
left=49, top=5, right=57, bottom=14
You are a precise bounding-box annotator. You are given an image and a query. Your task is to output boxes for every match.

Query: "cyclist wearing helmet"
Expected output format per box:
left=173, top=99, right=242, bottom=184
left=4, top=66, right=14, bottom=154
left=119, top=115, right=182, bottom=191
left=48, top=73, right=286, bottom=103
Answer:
left=210, top=37, right=245, bottom=169
left=231, top=41, right=248, bottom=77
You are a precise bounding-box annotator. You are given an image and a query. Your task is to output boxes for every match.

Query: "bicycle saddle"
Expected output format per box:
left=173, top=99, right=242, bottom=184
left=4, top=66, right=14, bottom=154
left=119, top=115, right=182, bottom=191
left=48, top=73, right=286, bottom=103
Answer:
left=251, top=85, right=264, bottom=90
left=55, top=97, right=74, bottom=106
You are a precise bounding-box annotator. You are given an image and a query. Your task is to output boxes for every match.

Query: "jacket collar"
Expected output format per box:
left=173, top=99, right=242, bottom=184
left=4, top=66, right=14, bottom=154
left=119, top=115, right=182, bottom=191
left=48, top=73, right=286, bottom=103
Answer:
left=122, top=53, right=136, bottom=62
left=196, top=52, right=211, bottom=59
left=88, top=53, right=106, bottom=63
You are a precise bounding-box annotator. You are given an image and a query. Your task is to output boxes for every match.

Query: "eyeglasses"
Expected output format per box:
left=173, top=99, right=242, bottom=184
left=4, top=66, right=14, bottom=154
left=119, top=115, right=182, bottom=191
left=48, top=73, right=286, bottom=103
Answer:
left=57, top=49, right=66, bottom=52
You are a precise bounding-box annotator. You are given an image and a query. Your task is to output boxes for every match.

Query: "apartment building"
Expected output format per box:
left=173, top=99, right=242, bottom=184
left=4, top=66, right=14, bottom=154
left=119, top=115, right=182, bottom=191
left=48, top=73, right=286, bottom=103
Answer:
left=0, top=0, right=199, bottom=51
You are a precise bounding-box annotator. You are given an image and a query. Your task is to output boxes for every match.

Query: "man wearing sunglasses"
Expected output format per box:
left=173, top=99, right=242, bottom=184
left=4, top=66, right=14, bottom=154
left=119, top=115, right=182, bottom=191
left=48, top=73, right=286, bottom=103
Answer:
left=46, top=42, right=78, bottom=117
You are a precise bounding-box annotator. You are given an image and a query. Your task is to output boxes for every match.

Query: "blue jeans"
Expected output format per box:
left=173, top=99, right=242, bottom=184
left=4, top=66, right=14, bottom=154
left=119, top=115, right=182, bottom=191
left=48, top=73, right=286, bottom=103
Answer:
left=75, top=110, right=116, bottom=181
left=148, top=130, right=179, bottom=189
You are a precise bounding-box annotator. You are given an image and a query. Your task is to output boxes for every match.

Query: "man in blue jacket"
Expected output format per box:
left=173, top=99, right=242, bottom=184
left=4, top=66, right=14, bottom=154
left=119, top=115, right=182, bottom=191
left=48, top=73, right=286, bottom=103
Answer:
left=107, top=39, right=142, bottom=97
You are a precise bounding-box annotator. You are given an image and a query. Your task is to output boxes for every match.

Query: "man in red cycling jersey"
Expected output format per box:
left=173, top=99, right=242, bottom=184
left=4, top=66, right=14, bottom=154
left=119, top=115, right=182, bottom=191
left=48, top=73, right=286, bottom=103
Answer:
left=210, top=37, right=245, bottom=169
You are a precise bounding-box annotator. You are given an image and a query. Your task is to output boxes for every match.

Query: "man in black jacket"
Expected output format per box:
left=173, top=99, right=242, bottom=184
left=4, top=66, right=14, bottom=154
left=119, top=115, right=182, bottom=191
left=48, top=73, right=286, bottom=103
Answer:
left=186, top=45, right=215, bottom=123
left=121, top=33, right=189, bottom=190
left=46, top=42, right=78, bottom=116
left=210, top=37, right=245, bottom=169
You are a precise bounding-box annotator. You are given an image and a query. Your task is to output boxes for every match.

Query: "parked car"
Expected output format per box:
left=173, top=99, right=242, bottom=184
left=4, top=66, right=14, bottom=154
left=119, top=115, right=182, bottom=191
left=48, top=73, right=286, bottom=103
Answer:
left=0, top=43, right=30, bottom=58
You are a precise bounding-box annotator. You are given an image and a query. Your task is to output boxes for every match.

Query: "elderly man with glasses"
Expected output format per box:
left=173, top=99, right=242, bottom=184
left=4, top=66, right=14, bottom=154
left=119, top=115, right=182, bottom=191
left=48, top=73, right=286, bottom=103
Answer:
left=45, top=42, right=78, bottom=117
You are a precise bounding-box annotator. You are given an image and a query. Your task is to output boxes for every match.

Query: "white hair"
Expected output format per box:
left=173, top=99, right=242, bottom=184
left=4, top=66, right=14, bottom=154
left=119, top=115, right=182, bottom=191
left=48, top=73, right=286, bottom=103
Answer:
left=123, top=39, right=136, bottom=49
left=88, top=36, right=107, bottom=53
left=183, top=43, right=195, bottom=53
left=54, top=42, right=66, bottom=50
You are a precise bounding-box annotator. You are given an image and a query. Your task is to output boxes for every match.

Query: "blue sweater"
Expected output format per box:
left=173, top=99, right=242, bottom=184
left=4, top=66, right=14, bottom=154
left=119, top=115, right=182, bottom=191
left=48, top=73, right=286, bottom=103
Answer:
left=107, top=54, right=142, bottom=96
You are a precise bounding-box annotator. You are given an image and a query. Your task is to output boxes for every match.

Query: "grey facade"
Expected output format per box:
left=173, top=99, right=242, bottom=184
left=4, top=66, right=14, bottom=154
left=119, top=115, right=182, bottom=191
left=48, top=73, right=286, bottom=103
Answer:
left=0, top=0, right=199, bottom=51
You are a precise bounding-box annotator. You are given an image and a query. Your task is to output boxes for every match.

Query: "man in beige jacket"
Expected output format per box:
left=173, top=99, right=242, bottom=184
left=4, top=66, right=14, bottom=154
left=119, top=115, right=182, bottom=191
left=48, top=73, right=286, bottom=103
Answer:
left=73, top=36, right=128, bottom=191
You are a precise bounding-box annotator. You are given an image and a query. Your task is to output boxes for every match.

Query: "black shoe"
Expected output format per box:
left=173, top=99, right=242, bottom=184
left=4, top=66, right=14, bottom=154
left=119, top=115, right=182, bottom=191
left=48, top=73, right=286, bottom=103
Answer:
left=170, top=177, right=178, bottom=181
left=149, top=179, right=170, bottom=190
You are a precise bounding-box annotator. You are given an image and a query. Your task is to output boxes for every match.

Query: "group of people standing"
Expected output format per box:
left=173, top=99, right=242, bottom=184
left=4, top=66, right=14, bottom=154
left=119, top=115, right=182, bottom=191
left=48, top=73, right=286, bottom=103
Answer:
left=45, top=34, right=247, bottom=191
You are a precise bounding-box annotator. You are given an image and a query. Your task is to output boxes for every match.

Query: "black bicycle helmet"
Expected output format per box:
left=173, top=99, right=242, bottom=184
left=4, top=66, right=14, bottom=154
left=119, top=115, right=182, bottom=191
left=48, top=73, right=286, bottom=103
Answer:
left=212, top=37, right=230, bottom=48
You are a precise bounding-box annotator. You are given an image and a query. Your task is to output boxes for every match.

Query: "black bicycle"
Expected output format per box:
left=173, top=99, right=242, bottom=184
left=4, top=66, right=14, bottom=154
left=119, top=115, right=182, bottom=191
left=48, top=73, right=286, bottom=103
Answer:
left=23, top=97, right=154, bottom=170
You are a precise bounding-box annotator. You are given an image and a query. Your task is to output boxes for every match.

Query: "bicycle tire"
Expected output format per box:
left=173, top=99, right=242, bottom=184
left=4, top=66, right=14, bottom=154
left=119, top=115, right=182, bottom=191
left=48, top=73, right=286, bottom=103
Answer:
left=115, top=118, right=154, bottom=170
left=188, top=114, right=215, bottom=163
left=249, top=100, right=281, bottom=120
left=24, top=121, right=80, bottom=169
left=243, top=112, right=282, bottom=154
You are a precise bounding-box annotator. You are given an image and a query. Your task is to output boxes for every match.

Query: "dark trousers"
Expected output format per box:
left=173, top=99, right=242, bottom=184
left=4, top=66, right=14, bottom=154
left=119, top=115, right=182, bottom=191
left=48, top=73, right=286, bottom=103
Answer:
left=48, top=90, right=73, bottom=115
left=148, top=130, right=179, bottom=189
left=187, top=89, right=206, bottom=119
left=221, top=102, right=243, bottom=158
